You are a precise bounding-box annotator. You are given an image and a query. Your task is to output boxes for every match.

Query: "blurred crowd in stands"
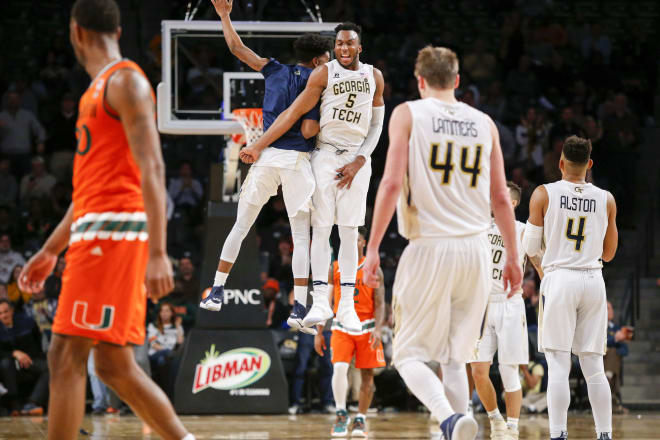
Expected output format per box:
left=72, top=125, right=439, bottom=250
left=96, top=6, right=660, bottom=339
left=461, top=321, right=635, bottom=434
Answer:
left=0, top=0, right=654, bottom=416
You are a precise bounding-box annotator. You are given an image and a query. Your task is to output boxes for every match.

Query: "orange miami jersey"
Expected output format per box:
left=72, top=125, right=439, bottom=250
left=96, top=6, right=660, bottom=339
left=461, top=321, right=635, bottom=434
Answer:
left=53, top=59, right=153, bottom=346
left=330, top=258, right=386, bottom=369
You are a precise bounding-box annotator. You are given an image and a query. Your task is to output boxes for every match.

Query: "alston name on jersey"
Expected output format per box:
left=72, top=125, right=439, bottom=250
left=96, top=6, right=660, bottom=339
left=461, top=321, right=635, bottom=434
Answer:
left=560, top=195, right=597, bottom=213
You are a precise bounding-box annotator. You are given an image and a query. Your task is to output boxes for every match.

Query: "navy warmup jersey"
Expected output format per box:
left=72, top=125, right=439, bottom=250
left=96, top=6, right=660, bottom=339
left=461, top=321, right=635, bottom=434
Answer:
left=260, top=58, right=320, bottom=152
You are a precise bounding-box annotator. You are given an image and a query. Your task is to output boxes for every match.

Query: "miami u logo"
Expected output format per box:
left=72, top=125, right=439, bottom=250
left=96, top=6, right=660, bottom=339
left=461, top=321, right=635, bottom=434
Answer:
left=72, top=301, right=115, bottom=331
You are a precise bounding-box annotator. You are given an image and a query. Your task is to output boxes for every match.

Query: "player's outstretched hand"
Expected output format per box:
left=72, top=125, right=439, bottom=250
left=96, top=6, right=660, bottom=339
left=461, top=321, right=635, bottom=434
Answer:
left=335, top=156, right=366, bottom=190
left=146, top=253, right=174, bottom=301
left=239, top=146, right=260, bottom=164
left=363, top=252, right=381, bottom=288
left=19, top=249, right=57, bottom=293
left=314, top=332, right=326, bottom=356
left=503, top=257, right=523, bottom=297
left=210, top=0, right=233, bottom=17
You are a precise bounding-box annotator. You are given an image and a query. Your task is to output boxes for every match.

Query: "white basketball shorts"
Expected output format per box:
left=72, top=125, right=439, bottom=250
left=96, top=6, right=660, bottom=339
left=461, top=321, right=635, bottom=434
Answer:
left=538, top=268, right=607, bottom=355
left=310, top=148, right=372, bottom=227
left=392, top=233, right=491, bottom=367
left=470, top=294, right=529, bottom=365
left=240, top=154, right=315, bottom=217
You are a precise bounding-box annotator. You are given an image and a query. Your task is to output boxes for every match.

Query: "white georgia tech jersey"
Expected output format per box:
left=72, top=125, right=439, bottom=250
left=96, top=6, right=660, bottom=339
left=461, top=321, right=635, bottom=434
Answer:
left=488, top=220, right=526, bottom=295
left=317, top=59, right=376, bottom=150
left=542, top=180, right=609, bottom=271
left=397, top=98, right=493, bottom=239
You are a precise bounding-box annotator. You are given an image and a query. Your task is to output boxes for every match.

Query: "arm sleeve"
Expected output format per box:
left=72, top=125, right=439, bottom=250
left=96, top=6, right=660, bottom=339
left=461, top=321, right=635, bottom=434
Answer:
left=522, top=221, right=544, bottom=257
left=302, top=102, right=321, bottom=121
left=259, top=58, right=280, bottom=78
left=356, top=105, right=385, bottom=159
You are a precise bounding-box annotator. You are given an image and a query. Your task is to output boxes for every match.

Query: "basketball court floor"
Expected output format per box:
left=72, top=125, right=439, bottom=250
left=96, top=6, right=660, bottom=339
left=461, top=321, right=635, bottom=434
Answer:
left=2, top=412, right=659, bottom=439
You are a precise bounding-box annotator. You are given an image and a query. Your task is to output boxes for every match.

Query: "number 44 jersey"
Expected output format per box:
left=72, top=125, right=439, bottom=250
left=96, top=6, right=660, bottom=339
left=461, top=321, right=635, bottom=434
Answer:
left=398, top=98, right=493, bottom=239
left=542, top=180, right=609, bottom=271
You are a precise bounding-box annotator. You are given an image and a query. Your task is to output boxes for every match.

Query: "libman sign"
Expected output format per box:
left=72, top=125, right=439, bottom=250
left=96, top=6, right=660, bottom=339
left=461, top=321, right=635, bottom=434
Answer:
left=193, top=345, right=271, bottom=393
left=174, top=329, right=288, bottom=414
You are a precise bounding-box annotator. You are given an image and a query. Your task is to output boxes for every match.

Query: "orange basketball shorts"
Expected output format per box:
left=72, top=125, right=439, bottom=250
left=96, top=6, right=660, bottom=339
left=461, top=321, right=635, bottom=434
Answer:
left=53, top=239, right=149, bottom=346
left=331, top=330, right=386, bottom=369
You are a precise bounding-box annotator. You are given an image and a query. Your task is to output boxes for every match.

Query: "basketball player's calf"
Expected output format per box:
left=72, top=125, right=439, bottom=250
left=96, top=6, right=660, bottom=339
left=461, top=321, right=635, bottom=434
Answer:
left=471, top=362, right=521, bottom=439
left=47, top=335, right=95, bottom=440
left=94, top=342, right=192, bottom=440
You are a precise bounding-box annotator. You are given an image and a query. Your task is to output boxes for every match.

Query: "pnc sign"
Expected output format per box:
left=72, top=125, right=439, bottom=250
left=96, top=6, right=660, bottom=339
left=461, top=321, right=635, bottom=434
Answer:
left=192, top=345, right=271, bottom=394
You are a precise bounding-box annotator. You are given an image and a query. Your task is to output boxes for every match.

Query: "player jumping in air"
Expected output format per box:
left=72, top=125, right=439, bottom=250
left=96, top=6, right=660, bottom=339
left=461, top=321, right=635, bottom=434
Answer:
left=200, top=0, right=332, bottom=336
left=241, top=22, right=385, bottom=334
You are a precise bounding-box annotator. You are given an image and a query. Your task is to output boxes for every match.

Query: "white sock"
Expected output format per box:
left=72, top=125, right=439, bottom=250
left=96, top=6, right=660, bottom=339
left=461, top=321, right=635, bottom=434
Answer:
left=356, top=412, right=365, bottom=420
left=487, top=408, right=503, bottom=420
left=398, top=360, right=454, bottom=424
left=214, top=271, right=228, bottom=287
left=546, top=350, right=571, bottom=438
left=507, top=417, right=519, bottom=430
left=333, top=362, right=349, bottom=410
left=441, top=360, right=469, bottom=415
left=294, top=285, right=307, bottom=307
left=579, top=353, right=612, bottom=436
left=181, top=434, right=195, bottom=440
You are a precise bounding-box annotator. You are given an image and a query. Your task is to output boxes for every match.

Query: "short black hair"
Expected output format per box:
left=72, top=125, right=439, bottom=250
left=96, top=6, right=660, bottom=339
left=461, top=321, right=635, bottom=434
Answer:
left=334, top=22, right=362, bottom=41
left=506, top=181, right=522, bottom=203
left=358, top=226, right=368, bottom=239
left=562, top=135, right=592, bottom=164
left=293, top=33, right=332, bottom=63
left=0, top=299, right=12, bottom=309
left=71, top=0, right=120, bottom=33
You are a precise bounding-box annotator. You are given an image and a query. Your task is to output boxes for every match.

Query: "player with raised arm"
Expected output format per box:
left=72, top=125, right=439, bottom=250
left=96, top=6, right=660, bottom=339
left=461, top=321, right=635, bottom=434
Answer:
left=200, top=0, right=332, bottom=335
left=314, top=227, right=385, bottom=437
left=469, top=181, right=533, bottom=440
left=523, top=135, right=618, bottom=440
left=241, top=22, right=385, bottom=333
left=18, top=1, right=194, bottom=439
left=362, top=46, right=522, bottom=440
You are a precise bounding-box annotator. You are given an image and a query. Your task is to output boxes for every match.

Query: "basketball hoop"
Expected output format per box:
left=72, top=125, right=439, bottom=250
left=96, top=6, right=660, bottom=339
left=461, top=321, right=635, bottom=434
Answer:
left=231, top=108, right=263, bottom=146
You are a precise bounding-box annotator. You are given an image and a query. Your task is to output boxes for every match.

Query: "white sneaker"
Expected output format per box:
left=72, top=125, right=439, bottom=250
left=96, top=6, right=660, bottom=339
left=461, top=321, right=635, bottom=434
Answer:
left=302, top=298, right=334, bottom=327
left=504, top=427, right=519, bottom=440
left=336, top=300, right=361, bottom=332
left=490, top=418, right=508, bottom=440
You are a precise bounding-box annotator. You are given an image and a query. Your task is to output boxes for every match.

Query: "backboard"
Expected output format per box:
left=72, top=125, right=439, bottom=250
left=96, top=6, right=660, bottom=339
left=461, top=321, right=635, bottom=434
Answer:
left=157, top=20, right=338, bottom=136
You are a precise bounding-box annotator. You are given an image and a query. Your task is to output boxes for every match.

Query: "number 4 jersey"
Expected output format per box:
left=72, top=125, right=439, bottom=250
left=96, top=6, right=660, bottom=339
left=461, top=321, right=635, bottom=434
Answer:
left=398, top=98, right=493, bottom=239
left=542, top=180, right=609, bottom=271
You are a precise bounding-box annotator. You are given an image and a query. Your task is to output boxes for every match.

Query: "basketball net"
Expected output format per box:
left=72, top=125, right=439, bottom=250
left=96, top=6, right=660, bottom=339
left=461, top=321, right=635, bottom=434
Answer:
left=231, top=108, right=263, bottom=146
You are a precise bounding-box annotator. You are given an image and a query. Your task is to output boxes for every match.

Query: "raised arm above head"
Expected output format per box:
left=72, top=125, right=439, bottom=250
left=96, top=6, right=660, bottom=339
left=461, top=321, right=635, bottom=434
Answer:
left=210, top=0, right=269, bottom=72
